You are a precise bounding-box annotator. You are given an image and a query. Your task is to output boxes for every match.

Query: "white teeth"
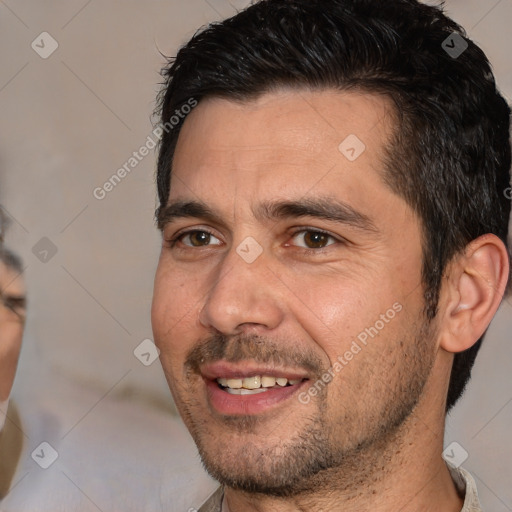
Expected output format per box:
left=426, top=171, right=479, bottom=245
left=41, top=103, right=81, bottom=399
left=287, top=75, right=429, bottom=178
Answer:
left=242, top=376, right=261, bottom=389
left=217, top=375, right=303, bottom=390
left=261, top=376, right=276, bottom=388
left=226, top=378, right=243, bottom=389
left=226, top=388, right=268, bottom=395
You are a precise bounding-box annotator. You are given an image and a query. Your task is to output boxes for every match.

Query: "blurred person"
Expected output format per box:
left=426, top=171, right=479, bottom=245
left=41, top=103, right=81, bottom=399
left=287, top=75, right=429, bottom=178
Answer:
left=0, top=234, right=210, bottom=511
left=0, top=247, right=26, bottom=499
left=151, top=0, right=511, bottom=511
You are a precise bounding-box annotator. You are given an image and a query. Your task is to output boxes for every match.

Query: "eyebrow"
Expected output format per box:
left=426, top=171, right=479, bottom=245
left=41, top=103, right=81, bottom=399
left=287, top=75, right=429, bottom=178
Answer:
left=157, top=197, right=377, bottom=233
left=3, top=294, right=26, bottom=305
left=157, top=200, right=221, bottom=230
left=255, top=198, right=377, bottom=232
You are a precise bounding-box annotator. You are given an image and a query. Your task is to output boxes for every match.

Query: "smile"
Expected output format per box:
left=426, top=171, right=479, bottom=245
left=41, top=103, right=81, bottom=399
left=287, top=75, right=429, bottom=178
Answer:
left=217, top=375, right=303, bottom=395
left=200, top=362, right=310, bottom=415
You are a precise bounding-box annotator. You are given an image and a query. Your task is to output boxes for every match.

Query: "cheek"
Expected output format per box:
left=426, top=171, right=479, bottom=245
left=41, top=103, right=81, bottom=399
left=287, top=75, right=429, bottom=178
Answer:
left=151, top=262, right=204, bottom=362
left=0, top=324, right=23, bottom=356
left=153, top=261, right=191, bottom=323
left=282, top=272, right=386, bottom=356
left=0, top=324, right=23, bottom=398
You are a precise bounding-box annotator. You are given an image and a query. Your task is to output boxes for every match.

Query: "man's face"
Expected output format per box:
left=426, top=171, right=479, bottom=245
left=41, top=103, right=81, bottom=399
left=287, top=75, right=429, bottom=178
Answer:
left=152, top=89, right=439, bottom=494
left=0, top=261, right=26, bottom=403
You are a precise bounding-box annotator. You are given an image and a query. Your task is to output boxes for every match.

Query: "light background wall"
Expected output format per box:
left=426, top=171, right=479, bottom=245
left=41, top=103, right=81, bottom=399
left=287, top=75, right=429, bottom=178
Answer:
left=0, top=0, right=510, bottom=509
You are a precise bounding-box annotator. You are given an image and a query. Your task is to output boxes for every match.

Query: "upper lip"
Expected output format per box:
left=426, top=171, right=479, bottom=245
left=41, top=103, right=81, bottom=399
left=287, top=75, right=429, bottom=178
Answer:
left=200, top=361, right=310, bottom=381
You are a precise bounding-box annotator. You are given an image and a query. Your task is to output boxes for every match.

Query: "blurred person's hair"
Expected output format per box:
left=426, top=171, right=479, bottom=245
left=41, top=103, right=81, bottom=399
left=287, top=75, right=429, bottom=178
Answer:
left=0, top=248, right=23, bottom=275
left=154, top=0, right=512, bottom=412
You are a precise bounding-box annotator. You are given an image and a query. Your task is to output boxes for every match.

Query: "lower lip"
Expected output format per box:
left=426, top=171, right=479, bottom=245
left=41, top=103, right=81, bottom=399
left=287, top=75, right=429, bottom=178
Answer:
left=205, top=379, right=307, bottom=416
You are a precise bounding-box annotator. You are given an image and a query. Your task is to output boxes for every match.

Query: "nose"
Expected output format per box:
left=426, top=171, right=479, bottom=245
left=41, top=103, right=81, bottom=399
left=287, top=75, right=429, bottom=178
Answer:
left=198, top=245, right=285, bottom=335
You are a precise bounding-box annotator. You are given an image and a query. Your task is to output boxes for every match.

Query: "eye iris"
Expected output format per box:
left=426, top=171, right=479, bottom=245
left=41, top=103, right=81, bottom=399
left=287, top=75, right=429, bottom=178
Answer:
left=190, top=231, right=211, bottom=246
left=304, top=231, right=328, bottom=248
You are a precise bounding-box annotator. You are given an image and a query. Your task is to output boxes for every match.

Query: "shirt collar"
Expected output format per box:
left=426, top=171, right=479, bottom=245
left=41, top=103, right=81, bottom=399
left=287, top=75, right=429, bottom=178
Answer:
left=200, top=465, right=483, bottom=512
left=447, top=464, right=483, bottom=512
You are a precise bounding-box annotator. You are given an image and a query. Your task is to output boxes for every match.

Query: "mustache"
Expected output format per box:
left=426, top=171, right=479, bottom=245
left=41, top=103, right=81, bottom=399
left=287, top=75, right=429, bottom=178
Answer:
left=185, top=332, right=326, bottom=377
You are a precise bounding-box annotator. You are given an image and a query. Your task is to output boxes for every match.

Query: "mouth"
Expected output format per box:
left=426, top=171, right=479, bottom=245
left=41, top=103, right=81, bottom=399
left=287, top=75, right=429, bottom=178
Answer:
left=217, top=375, right=304, bottom=394
left=201, top=362, right=310, bottom=416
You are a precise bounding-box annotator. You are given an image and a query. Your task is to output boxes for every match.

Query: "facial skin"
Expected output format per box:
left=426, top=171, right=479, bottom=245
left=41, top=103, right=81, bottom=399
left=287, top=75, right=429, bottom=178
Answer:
left=0, top=261, right=26, bottom=404
left=152, top=89, right=509, bottom=511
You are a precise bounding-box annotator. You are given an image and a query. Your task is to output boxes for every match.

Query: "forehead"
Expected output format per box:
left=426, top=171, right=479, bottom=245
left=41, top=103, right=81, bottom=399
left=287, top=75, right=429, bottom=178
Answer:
left=170, top=88, right=396, bottom=209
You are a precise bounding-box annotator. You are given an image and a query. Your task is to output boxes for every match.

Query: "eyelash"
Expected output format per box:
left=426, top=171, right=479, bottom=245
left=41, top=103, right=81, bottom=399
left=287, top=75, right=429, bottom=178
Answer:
left=167, top=227, right=341, bottom=251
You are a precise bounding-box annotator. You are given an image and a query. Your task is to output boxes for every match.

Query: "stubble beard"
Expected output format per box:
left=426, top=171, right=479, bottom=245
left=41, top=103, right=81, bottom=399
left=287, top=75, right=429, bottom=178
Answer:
left=177, top=319, right=438, bottom=498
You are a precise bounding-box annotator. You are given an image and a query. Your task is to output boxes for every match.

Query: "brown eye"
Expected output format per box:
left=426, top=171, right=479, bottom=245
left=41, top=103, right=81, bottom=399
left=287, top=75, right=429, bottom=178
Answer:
left=181, top=230, right=221, bottom=247
left=304, top=231, right=330, bottom=248
left=291, top=230, right=336, bottom=249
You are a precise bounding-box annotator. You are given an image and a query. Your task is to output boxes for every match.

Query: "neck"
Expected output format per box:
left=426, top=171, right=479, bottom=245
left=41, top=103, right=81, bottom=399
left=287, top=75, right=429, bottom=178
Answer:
left=223, top=378, right=463, bottom=512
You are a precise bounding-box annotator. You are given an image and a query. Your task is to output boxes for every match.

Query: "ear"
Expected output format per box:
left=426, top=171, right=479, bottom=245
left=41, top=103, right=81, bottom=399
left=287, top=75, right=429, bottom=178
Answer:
left=439, top=234, right=510, bottom=354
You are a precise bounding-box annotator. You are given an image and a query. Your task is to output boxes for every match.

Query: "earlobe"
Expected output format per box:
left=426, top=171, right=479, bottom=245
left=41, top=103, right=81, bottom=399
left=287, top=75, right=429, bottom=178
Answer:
left=440, top=234, right=510, bottom=354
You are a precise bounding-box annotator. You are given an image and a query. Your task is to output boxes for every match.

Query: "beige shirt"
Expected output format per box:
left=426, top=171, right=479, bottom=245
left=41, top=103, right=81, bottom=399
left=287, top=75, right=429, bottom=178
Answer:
left=198, top=465, right=483, bottom=512
left=0, top=402, right=24, bottom=500
left=448, top=464, right=483, bottom=512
